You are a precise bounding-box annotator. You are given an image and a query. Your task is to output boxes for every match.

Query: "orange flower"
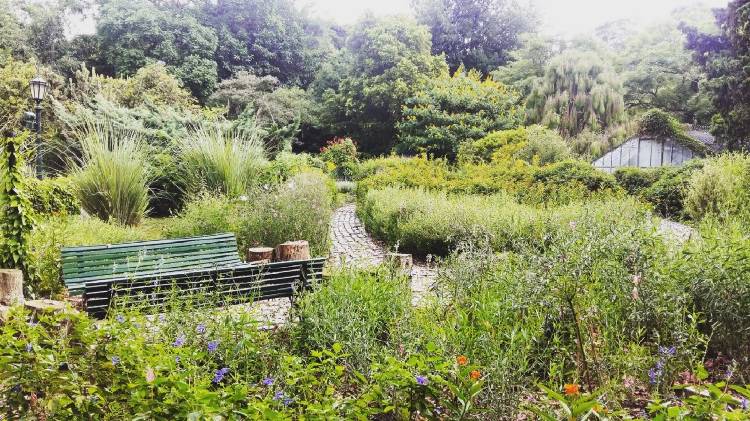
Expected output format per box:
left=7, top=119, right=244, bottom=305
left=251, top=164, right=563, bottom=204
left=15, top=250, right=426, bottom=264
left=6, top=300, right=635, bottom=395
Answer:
left=563, top=383, right=580, bottom=396
left=470, top=370, right=481, bottom=380
left=456, top=355, right=468, bottom=366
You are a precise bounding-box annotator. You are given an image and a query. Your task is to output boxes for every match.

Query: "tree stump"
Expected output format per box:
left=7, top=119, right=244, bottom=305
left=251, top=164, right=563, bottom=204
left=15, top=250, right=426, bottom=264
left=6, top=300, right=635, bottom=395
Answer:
left=275, top=240, right=311, bottom=262
left=247, top=247, right=274, bottom=264
left=25, top=299, right=67, bottom=313
left=0, top=269, right=24, bottom=306
left=385, top=253, right=413, bottom=276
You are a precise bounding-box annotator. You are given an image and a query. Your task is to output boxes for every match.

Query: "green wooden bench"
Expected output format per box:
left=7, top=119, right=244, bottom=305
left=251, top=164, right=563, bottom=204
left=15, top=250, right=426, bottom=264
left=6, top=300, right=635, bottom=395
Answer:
left=82, top=258, right=326, bottom=317
left=61, top=233, right=326, bottom=317
left=61, top=233, right=244, bottom=295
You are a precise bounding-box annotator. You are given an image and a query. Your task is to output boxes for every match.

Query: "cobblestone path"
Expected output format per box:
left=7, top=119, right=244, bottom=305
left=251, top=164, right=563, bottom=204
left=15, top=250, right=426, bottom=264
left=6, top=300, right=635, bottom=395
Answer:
left=328, top=204, right=437, bottom=305
left=247, top=204, right=438, bottom=325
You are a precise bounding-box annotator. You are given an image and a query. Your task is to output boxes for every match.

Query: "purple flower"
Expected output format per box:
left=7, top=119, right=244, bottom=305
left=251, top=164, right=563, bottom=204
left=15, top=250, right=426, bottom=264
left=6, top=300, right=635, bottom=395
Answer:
left=273, top=390, right=285, bottom=400
left=658, top=346, right=676, bottom=357
left=196, top=324, right=206, bottom=334
left=173, top=334, right=186, bottom=347
left=283, top=397, right=293, bottom=406
left=262, top=377, right=274, bottom=386
left=648, top=367, right=662, bottom=384
left=212, top=367, right=229, bottom=384
left=726, top=367, right=734, bottom=379
left=175, top=356, right=180, bottom=363
left=111, top=356, right=121, bottom=365
left=158, top=314, right=166, bottom=322
left=415, top=375, right=428, bottom=386
left=115, top=314, right=125, bottom=323
left=655, top=360, right=665, bottom=370
left=740, top=397, right=748, bottom=410
left=25, top=343, right=32, bottom=353
left=207, top=340, right=219, bottom=354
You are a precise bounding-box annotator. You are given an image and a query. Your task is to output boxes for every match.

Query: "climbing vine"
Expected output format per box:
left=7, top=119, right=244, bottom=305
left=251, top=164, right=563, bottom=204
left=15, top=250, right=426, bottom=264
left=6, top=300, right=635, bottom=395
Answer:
left=0, top=133, right=34, bottom=274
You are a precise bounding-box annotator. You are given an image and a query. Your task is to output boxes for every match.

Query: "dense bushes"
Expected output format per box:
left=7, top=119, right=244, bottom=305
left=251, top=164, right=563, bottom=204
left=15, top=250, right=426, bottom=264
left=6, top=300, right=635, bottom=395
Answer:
left=357, top=186, right=643, bottom=257
left=396, top=69, right=523, bottom=159
left=684, top=153, right=750, bottom=221
left=319, top=137, right=358, bottom=180
left=26, top=177, right=80, bottom=216
left=356, top=156, right=620, bottom=206
left=457, top=125, right=570, bottom=165
left=0, top=302, right=484, bottom=419
left=167, top=171, right=336, bottom=256
left=295, top=268, right=412, bottom=371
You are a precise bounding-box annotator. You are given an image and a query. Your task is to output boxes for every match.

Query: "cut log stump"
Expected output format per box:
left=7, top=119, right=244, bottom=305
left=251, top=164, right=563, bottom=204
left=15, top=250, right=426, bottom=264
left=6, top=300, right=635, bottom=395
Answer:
left=247, top=247, right=274, bottom=263
left=0, top=269, right=24, bottom=306
left=275, top=241, right=311, bottom=262
left=385, top=253, right=413, bottom=276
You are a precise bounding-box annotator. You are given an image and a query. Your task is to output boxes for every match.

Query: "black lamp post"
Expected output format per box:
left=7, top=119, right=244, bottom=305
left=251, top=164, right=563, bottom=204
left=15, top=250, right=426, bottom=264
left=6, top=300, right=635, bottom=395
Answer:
left=29, top=76, right=49, bottom=179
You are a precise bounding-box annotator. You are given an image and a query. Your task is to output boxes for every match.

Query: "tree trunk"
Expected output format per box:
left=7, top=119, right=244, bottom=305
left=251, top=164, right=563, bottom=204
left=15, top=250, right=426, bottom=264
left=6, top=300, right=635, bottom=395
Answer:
left=0, top=269, right=24, bottom=306
left=247, top=247, right=274, bottom=264
left=275, top=241, right=311, bottom=262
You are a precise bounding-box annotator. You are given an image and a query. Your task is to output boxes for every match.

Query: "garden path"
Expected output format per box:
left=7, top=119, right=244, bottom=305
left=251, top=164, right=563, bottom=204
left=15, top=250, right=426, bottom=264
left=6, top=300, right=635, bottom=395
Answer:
left=246, top=204, right=438, bottom=326
left=328, top=203, right=438, bottom=305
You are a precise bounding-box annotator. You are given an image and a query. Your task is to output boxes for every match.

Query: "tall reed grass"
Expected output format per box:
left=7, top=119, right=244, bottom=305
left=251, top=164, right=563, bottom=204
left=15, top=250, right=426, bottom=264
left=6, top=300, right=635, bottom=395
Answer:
left=179, top=124, right=268, bottom=197
left=71, top=120, right=151, bottom=225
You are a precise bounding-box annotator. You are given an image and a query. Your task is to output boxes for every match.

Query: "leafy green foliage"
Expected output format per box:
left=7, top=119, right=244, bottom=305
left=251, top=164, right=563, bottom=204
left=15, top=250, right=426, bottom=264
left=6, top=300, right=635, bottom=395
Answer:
left=413, top=0, right=537, bottom=74
left=396, top=68, right=523, bottom=159
left=295, top=268, right=412, bottom=371
left=25, top=176, right=79, bottom=216
left=319, top=137, right=359, bottom=180
left=0, top=133, right=34, bottom=274
left=683, top=0, right=750, bottom=150
left=457, top=125, right=571, bottom=166
left=95, top=0, right=218, bottom=101
left=638, top=108, right=710, bottom=155
left=178, top=124, right=268, bottom=198
left=684, top=153, right=750, bottom=221
left=316, top=16, right=447, bottom=154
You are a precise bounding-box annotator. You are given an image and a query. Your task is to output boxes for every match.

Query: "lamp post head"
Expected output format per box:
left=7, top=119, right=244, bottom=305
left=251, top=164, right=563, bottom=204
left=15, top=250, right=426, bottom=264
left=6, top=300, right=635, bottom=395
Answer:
left=30, top=76, right=48, bottom=102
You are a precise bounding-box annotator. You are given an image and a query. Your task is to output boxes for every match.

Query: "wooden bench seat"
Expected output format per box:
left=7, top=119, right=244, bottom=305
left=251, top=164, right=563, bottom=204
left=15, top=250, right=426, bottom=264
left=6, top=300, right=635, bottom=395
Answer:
left=60, top=233, right=326, bottom=317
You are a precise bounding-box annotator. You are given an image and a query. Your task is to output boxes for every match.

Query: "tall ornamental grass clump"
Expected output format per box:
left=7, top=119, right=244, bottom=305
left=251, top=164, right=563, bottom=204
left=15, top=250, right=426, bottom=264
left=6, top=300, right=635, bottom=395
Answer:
left=71, top=121, right=151, bottom=226
left=179, top=124, right=268, bottom=197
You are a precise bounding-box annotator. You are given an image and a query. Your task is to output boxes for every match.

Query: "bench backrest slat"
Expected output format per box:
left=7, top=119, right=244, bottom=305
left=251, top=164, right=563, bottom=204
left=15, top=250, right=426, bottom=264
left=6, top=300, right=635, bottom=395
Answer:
left=62, top=233, right=242, bottom=294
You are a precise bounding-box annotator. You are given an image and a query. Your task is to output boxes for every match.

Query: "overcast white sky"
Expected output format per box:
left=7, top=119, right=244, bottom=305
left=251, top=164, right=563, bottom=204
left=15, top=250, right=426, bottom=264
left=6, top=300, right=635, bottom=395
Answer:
left=67, top=0, right=730, bottom=38
left=297, top=0, right=730, bottom=36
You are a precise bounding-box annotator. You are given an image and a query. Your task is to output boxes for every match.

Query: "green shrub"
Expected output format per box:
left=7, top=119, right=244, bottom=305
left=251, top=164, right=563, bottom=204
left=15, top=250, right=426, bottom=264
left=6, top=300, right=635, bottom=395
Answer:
left=235, top=171, right=335, bottom=256
left=179, top=124, right=268, bottom=198
left=675, top=217, right=750, bottom=360
left=639, top=160, right=704, bottom=219
left=319, top=137, right=359, bottom=180
left=357, top=186, right=641, bottom=257
left=684, top=153, right=750, bottom=221
left=168, top=171, right=336, bottom=256
left=163, top=194, right=237, bottom=239
left=26, top=176, right=80, bottom=216
left=259, top=152, right=323, bottom=185
left=71, top=121, right=151, bottom=226
left=515, top=125, right=571, bottom=166
left=614, top=167, right=662, bottom=195
left=396, top=69, right=523, bottom=160
left=531, top=160, right=619, bottom=193
left=456, top=128, right=527, bottom=164
left=294, top=268, right=412, bottom=371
